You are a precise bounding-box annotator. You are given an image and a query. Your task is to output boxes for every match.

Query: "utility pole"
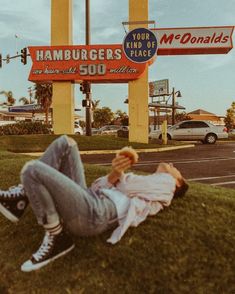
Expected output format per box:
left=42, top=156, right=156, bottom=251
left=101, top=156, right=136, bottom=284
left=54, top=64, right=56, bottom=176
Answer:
left=85, top=0, right=92, bottom=136
left=172, top=87, right=176, bottom=126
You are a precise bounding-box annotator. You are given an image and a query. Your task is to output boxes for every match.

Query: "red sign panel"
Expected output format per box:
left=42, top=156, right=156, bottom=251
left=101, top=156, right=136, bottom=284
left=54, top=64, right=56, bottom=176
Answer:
left=28, top=44, right=148, bottom=83
left=152, top=26, right=234, bottom=55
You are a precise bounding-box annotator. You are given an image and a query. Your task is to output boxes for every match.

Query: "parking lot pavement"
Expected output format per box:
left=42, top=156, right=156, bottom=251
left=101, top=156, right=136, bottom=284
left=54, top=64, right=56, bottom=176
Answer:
left=82, top=142, right=235, bottom=190
left=187, top=174, right=235, bottom=189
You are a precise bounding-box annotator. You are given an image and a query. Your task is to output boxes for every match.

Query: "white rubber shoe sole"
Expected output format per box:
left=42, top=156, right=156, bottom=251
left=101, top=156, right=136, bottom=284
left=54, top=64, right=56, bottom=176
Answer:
left=0, top=203, right=19, bottom=222
left=21, top=244, right=75, bottom=272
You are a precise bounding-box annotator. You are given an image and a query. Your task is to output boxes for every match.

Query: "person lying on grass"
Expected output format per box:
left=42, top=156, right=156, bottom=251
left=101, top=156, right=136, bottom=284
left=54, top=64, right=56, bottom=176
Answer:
left=0, top=135, right=188, bottom=272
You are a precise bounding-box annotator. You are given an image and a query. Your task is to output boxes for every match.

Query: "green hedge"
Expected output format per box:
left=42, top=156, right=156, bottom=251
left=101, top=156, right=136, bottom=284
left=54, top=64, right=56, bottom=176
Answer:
left=117, top=129, right=129, bottom=138
left=0, top=121, right=51, bottom=135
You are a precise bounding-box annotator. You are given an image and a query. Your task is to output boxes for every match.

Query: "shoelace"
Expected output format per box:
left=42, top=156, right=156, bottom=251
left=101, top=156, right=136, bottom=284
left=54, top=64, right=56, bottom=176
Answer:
left=0, top=185, right=24, bottom=198
left=33, top=232, right=55, bottom=261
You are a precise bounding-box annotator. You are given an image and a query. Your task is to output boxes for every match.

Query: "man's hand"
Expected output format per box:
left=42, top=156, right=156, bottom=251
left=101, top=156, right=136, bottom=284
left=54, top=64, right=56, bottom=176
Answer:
left=107, top=155, right=132, bottom=185
left=112, top=155, right=132, bottom=175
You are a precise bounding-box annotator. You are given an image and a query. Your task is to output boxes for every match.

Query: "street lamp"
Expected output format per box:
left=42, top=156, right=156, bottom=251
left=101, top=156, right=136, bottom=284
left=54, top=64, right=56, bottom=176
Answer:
left=172, top=87, right=182, bottom=125
left=28, top=86, right=33, bottom=104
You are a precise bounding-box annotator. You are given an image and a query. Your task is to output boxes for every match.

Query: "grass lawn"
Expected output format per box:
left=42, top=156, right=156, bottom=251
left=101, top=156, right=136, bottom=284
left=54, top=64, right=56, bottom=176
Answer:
left=0, top=134, right=187, bottom=153
left=0, top=139, right=234, bottom=293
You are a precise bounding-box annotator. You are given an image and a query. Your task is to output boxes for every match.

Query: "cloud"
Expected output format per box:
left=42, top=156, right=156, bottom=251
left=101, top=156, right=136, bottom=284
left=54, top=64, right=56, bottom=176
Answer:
left=0, top=0, right=50, bottom=42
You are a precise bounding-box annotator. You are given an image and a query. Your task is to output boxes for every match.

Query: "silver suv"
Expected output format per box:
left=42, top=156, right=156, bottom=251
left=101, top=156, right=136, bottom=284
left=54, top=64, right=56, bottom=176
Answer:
left=149, top=120, right=228, bottom=144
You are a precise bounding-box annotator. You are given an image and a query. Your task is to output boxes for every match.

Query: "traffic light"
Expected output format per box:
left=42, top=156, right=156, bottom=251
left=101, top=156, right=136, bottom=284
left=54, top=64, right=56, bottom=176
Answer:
left=21, top=47, right=27, bottom=65
left=0, top=54, right=2, bottom=68
left=80, top=81, right=90, bottom=94
left=82, top=99, right=91, bottom=107
left=6, top=54, right=10, bottom=64
left=80, top=82, right=85, bottom=94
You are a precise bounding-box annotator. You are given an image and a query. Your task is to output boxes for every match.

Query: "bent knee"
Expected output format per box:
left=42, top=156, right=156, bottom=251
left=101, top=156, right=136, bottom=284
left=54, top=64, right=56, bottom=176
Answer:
left=65, top=135, right=77, bottom=146
left=20, top=160, right=42, bottom=179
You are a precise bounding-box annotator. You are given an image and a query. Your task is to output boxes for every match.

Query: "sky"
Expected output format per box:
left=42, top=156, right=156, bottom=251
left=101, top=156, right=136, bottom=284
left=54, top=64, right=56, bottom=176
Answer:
left=0, top=0, right=235, bottom=118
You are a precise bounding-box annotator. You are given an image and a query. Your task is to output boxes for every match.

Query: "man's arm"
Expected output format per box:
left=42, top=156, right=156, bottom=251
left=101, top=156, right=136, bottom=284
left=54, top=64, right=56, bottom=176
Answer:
left=107, top=155, right=132, bottom=185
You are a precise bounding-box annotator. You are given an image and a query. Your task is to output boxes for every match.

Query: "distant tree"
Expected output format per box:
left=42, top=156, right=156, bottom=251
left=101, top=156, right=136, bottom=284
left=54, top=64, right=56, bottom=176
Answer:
left=19, top=97, right=30, bottom=105
left=114, top=109, right=128, bottom=126
left=91, top=99, right=100, bottom=110
left=224, top=101, right=235, bottom=130
left=0, top=90, right=16, bottom=106
left=34, top=83, right=53, bottom=124
left=91, top=100, right=100, bottom=127
left=175, top=111, right=191, bottom=123
left=121, top=116, right=129, bottom=126
left=93, top=107, right=114, bottom=128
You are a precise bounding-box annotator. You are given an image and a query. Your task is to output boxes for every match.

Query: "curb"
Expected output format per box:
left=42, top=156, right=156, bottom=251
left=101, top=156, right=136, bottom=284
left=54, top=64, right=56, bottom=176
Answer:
left=20, top=144, right=195, bottom=157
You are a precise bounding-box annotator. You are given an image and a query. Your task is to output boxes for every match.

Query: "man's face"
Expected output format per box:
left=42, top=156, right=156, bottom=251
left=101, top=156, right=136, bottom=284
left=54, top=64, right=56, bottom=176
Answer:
left=156, top=163, right=183, bottom=187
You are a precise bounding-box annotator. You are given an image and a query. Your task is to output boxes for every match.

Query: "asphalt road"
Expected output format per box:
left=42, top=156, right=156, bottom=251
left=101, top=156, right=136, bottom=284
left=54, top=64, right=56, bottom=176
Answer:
left=81, top=141, right=235, bottom=190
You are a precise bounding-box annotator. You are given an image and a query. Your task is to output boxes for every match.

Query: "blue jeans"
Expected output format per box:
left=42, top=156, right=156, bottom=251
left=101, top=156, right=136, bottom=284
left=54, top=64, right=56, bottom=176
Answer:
left=20, top=135, right=117, bottom=236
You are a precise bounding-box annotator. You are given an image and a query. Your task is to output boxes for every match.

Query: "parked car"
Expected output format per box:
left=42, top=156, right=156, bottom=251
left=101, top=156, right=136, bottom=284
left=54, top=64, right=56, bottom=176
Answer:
left=74, top=122, right=84, bottom=135
left=49, top=124, right=84, bottom=135
left=229, top=129, right=235, bottom=135
left=91, top=128, right=99, bottom=135
left=0, top=120, right=17, bottom=126
left=149, top=120, right=228, bottom=144
left=117, top=126, right=129, bottom=138
left=97, top=125, right=122, bottom=135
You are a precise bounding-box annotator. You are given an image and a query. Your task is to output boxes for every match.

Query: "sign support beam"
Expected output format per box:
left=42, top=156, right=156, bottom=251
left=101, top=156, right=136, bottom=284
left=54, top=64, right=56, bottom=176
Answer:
left=128, top=0, right=149, bottom=144
left=51, top=0, right=74, bottom=135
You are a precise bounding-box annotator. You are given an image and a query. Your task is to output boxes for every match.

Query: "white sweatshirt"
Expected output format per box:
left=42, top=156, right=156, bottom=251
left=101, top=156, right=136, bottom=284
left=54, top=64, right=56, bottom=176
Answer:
left=90, top=172, right=176, bottom=244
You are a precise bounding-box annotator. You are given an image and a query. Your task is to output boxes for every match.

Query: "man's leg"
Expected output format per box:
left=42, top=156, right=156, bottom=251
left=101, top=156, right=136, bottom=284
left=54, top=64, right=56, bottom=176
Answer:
left=0, top=135, right=86, bottom=222
left=19, top=160, right=117, bottom=272
left=39, top=135, right=87, bottom=188
left=20, top=160, right=92, bottom=229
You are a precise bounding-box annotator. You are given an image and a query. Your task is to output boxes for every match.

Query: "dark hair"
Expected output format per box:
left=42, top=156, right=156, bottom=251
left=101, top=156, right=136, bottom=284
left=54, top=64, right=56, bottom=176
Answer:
left=173, top=178, right=189, bottom=198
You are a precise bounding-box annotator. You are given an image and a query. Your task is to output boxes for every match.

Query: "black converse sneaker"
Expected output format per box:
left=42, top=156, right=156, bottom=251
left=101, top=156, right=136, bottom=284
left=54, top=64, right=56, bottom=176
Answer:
left=21, top=230, right=75, bottom=272
left=0, top=184, right=28, bottom=222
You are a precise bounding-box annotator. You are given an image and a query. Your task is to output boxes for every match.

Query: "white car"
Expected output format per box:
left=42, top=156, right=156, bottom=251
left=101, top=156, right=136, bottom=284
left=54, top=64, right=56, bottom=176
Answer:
left=0, top=121, right=17, bottom=126
left=229, top=129, right=235, bottom=135
left=149, top=120, right=228, bottom=144
left=74, top=122, right=84, bottom=135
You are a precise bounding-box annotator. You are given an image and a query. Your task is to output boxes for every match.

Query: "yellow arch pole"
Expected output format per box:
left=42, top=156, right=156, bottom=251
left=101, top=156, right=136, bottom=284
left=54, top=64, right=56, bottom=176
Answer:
left=51, top=0, right=74, bottom=134
left=128, top=0, right=149, bottom=143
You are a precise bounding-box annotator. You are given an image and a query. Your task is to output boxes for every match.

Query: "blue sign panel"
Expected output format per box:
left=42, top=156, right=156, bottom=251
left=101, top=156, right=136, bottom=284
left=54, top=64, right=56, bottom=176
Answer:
left=123, top=28, right=158, bottom=63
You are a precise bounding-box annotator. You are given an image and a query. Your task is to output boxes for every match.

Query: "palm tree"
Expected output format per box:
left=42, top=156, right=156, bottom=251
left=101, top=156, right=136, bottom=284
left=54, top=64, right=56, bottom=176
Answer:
left=19, top=97, right=30, bottom=105
left=34, top=83, right=53, bottom=124
left=0, top=90, right=16, bottom=106
left=91, top=99, right=100, bottom=110
left=115, top=109, right=128, bottom=126
left=224, top=101, right=235, bottom=130
left=90, top=99, right=100, bottom=127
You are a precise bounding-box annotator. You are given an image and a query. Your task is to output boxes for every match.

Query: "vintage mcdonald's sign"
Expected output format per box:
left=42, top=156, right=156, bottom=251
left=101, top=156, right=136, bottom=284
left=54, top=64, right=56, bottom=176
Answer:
left=28, top=26, right=234, bottom=83
left=153, top=26, right=234, bottom=55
